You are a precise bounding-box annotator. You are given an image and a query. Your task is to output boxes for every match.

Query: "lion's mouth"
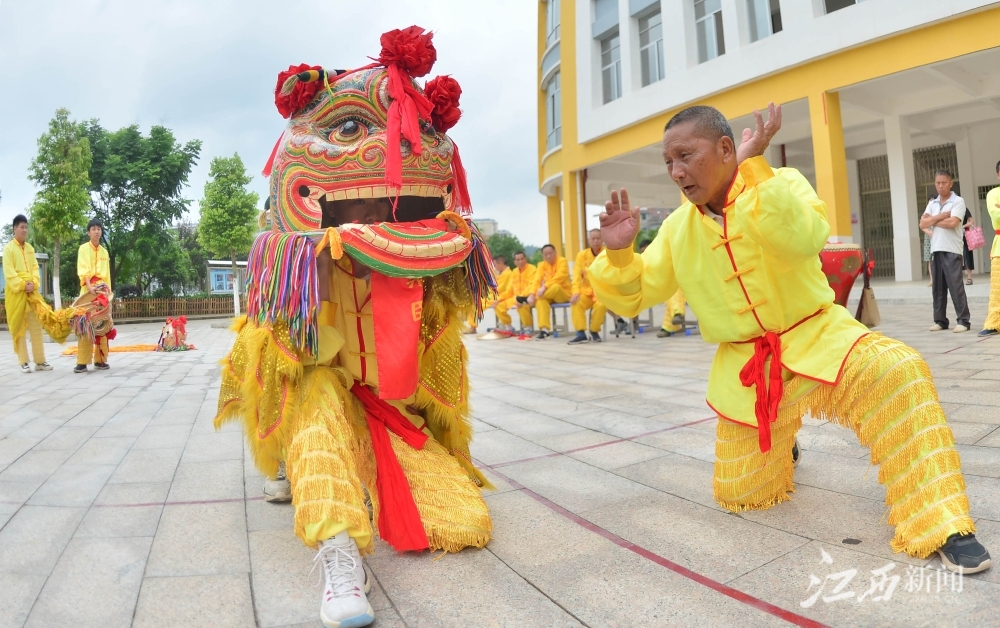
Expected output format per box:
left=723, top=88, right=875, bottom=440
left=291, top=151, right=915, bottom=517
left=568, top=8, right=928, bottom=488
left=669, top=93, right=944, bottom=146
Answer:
left=316, top=193, right=446, bottom=227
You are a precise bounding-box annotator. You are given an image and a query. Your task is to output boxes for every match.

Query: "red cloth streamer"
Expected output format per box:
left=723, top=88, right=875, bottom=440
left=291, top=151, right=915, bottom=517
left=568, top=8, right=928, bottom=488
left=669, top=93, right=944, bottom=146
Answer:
left=738, top=331, right=783, bottom=454
left=384, top=64, right=433, bottom=192
left=370, top=272, right=424, bottom=400
left=350, top=382, right=429, bottom=552
left=449, top=142, right=472, bottom=215
left=167, top=316, right=188, bottom=335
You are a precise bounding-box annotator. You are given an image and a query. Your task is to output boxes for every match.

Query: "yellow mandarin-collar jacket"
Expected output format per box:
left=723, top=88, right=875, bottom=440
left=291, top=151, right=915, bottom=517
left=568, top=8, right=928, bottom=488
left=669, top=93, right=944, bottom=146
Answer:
left=572, top=247, right=603, bottom=299
left=589, top=156, right=868, bottom=427
left=531, top=256, right=571, bottom=294
left=3, top=240, right=41, bottom=341
left=77, top=242, right=111, bottom=295
left=510, top=264, right=537, bottom=297
left=987, top=187, right=1000, bottom=258
left=494, top=267, right=513, bottom=301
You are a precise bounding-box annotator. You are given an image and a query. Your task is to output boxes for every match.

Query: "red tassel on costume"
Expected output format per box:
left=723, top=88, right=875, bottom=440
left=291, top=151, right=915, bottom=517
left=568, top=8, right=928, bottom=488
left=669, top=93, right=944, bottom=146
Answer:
left=738, top=331, right=783, bottom=453
left=351, top=383, right=429, bottom=552
left=262, top=133, right=283, bottom=177
left=449, top=142, right=472, bottom=215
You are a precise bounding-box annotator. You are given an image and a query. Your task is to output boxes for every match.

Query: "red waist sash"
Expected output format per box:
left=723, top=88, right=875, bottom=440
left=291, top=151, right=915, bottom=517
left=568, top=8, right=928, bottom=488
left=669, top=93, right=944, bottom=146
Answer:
left=735, top=310, right=822, bottom=454
left=351, top=382, right=429, bottom=552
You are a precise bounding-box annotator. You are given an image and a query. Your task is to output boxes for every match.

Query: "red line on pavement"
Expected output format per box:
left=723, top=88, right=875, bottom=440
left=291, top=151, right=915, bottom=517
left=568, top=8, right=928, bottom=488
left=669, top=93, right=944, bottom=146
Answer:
left=483, top=463, right=827, bottom=628
left=490, top=416, right=717, bottom=468
left=92, top=496, right=267, bottom=508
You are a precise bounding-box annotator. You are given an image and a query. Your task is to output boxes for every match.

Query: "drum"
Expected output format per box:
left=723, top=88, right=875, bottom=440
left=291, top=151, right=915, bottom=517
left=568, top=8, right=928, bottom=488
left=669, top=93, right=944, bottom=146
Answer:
left=820, top=243, right=863, bottom=308
left=71, top=285, right=115, bottom=337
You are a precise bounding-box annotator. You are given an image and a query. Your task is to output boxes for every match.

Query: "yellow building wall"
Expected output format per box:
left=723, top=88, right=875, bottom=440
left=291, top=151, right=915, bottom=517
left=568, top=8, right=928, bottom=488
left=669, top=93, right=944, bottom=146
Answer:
left=539, top=7, right=1000, bottom=239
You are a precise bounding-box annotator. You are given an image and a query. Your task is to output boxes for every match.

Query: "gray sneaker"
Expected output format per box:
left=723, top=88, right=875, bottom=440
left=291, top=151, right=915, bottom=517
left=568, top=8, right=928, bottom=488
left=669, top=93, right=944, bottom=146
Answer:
left=264, top=461, right=292, bottom=503
left=35, top=362, right=53, bottom=371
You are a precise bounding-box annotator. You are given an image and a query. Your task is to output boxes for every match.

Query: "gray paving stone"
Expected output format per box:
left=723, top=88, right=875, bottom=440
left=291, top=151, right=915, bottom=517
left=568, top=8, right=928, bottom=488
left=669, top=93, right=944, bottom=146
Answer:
left=25, top=536, right=151, bottom=628
left=27, top=463, right=116, bottom=507
left=614, top=451, right=724, bottom=511
left=145, top=502, right=249, bottom=577
left=133, top=574, right=256, bottom=628
left=33, top=425, right=99, bottom=450
left=132, top=424, right=193, bottom=450
left=249, top=529, right=324, bottom=627
left=167, top=459, right=244, bottom=502
left=181, top=431, right=244, bottom=462
left=64, top=435, right=134, bottom=465
left=109, top=447, right=183, bottom=484
left=0, top=505, right=87, bottom=575
left=0, top=572, right=47, bottom=628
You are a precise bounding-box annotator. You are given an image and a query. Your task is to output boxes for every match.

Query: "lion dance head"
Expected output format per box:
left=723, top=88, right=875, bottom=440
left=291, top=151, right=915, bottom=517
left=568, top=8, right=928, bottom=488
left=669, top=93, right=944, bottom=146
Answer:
left=263, top=26, right=472, bottom=232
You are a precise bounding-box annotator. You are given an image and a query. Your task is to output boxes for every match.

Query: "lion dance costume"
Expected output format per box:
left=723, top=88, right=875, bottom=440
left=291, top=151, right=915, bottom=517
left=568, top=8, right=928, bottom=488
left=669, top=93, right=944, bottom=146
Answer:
left=214, top=27, right=495, bottom=627
left=591, top=155, right=991, bottom=573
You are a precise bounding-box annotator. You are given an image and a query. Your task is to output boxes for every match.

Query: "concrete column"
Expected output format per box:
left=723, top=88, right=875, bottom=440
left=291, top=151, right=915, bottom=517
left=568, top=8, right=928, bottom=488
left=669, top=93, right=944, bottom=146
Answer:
left=955, top=127, right=981, bottom=274
left=884, top=114, right=921, bottom=282
left=547, top=193, right=564, bottom=256
left=562, top=170, right=583, bottom=259
left=846, top=158, right=863, bottom=245
left=808, top=91, right=852, bottom=239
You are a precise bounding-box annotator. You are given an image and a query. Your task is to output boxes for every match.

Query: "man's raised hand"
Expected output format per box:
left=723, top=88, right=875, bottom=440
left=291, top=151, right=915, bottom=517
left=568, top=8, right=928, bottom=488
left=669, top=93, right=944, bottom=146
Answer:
left=601, top=189, right=640, bottom=250
left=736, top=102, right=782, bottom=164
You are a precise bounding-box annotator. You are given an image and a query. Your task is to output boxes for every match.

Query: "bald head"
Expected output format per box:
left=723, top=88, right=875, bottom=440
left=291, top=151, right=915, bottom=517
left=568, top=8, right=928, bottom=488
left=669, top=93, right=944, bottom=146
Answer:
left=664, top=106, right=734, bottom=143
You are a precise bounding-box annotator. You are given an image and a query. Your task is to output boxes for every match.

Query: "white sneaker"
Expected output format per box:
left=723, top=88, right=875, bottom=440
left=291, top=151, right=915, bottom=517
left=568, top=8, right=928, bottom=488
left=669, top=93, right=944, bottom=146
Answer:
left=953, top=325, right=969, bottom=333
left=264, top=461, right=292, bottom=503
left=929, top=324, right=945, bottom=332
left=34, top=363, right=53, bottom=371
left=20, top=363, right=31, bottom=374
left=313, top=531, right=374, bottom=628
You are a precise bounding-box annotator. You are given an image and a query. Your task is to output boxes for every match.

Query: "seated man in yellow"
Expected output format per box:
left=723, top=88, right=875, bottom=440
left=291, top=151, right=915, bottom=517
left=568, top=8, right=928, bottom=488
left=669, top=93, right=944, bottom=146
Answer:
left=75, top=219, right=112, bottom=373
left=3, top=215, right=52, bottom=373
left=590, top=104, right=991, bottom=574
left=568, top=229, right=608, bottom=344
left=496, top=250, right=536, bottom=335
left=526, top=244, right=570, bottom=339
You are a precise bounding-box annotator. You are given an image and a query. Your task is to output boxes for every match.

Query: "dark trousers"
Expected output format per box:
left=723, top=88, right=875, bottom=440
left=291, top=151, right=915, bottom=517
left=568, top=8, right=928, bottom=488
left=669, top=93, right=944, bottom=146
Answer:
left=932, top=251, right=971, bottom=328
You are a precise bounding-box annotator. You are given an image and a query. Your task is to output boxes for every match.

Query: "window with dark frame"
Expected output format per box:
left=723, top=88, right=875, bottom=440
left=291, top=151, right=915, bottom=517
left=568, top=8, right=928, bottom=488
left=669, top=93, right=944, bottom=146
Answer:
left=639, top=10, right=665, bottom=86
left=695, top=0, right=725, bottom=63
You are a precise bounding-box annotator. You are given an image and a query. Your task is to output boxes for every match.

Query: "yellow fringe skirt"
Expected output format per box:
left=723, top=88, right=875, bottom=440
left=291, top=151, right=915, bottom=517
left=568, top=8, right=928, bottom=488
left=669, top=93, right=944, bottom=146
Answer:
left=713, top=333, right=975, bottom=559
left=984, top=256, right=1000, bottom=332
left=285, top=367, right=492, bottom=554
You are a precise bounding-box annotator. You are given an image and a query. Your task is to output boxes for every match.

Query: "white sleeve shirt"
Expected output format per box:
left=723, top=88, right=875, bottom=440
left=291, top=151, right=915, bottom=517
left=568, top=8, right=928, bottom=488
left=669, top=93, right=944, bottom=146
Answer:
left=923, top=194, right=966, bottom=255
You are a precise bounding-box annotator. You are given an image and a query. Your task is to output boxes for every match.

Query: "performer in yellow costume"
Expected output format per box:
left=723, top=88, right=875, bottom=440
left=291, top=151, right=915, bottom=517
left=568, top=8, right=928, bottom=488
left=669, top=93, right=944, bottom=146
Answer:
left=75, top=219, right=112, bottom=372
left=3, top=215, right=53, bottom=373
left=980, top=161, right=1000, bottom=337
left=495, top=250, right=536, bottom=334
left=591, top=104, right=991, bottom=574
left=486, top=255, right=514, bottom=332
left=215, top=28, right=495, bottom=627
left=567, top=229, right=607, bottom=344
left=527, top=244, right=570, bottom=339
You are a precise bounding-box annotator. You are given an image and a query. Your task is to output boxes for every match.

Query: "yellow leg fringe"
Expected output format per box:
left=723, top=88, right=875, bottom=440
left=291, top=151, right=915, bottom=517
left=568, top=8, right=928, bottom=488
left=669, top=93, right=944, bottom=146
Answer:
left=984, top=257, right=1000, bottom=332
left=713, top=333, right=976, bottom=559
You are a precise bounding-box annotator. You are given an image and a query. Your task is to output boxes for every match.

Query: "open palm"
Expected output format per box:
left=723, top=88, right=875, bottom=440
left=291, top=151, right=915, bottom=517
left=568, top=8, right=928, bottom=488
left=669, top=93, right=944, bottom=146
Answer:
left=601, top=189, right=641, bottom=250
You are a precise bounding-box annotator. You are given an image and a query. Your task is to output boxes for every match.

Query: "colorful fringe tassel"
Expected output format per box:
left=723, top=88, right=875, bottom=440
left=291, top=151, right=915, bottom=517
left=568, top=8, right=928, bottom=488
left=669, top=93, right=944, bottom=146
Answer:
left=245, top=231, right=320, bottom=356
left=463, top=222, right=498, bottom=323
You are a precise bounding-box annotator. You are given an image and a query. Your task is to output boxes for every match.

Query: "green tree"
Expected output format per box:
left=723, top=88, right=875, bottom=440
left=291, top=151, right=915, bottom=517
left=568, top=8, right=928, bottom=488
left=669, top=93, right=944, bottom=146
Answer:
left=82, top=121, right=201, bottom=286
left=197, top=154, right=259, bottom=312
left=634, top=228, right=659, bottom=252
left=485, top=232, right=523, bottom=270
left=130, top=225, right=193, bottom=296
left=177, top=221, right=208, bottom=292
left=27, top=109, right=93, bottom=308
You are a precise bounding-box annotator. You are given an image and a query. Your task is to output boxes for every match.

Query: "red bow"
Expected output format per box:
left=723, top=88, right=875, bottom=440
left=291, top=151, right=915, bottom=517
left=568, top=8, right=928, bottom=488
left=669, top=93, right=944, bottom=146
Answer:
left=738, top=331, right=783, bottom=453
left=167, top=316, right=187, bottom=335
left=350, top=382, right=429, bottom=552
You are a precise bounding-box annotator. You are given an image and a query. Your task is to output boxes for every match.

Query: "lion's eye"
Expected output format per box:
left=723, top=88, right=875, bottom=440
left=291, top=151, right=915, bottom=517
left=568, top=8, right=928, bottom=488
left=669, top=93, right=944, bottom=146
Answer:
left=340, top=120, right=360, bottom=136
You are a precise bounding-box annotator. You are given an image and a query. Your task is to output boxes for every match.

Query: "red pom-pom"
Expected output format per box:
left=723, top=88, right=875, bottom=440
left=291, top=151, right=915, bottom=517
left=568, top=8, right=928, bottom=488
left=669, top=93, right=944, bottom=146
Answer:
left=378, top=26, right=437, bottom=78
left=424, top=75, right=462, bottom=133
left=274, top=63, right=323, bottom=119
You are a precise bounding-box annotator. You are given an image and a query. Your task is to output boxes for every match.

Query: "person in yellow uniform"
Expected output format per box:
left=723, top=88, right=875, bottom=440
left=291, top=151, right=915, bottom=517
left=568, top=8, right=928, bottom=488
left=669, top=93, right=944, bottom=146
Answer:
left=567, top=229, right=608, bottom=344
left=496, top=250, right=536, bottom=335
left=3, top=215, right=53, bottom=373
left=466, top=255, right=512, bottom=334
left=590, top=104, right=991, bottom=574
left=75, top=219, right=112, bottom=373
left=527, top=244, right=570, bottom=339
left=980, top=160, right=1000, bottom=337
left=484, top=255, right=514, bottom=333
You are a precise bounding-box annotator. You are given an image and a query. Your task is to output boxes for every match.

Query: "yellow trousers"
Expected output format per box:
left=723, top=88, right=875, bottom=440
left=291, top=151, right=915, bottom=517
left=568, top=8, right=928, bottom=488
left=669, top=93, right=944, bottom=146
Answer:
left=714, top=333, right=974, bottom=558
left=77, top=335, right=109, bottom=365
left=13, top=309, right=46, bottom=365
left=536, top=285, right=570, bottom=331
left=571, top=294, right=607, bottom=333
left=984, top=257, right=1000, bottom=332
left=495, top=298, right=533, bottom=329
left=285, top=367, right=492, bottom=554
left=661, top=289, right=686, bottom=333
